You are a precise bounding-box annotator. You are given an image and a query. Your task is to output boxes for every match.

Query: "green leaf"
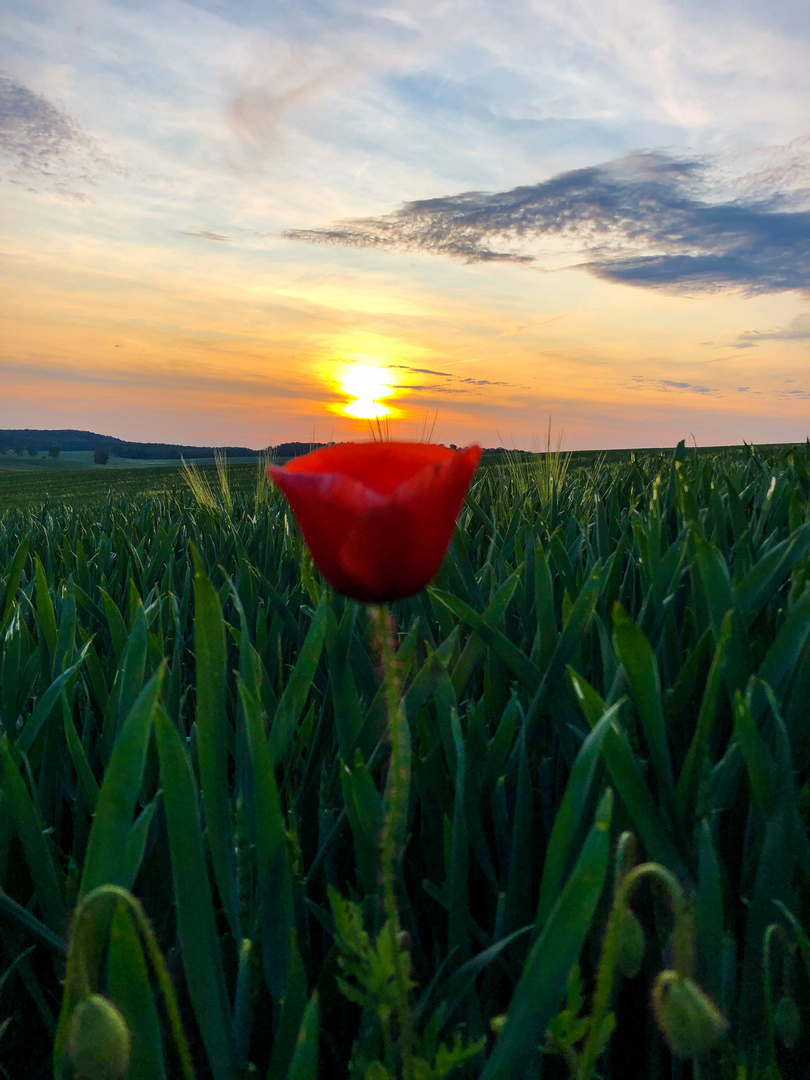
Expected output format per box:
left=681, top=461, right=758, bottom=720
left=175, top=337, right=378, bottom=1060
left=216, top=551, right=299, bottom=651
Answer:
left=106, top=899, right=166, bottom=1079
left=448, top=709, right=470, bottom=962
left=192, top=547, right=240, bottom=938
left=482, top=790, right=613, bottom=1080
left=239, top=678, right=295, bottom=1003
left=267, top=599, right=327, bottom=763
left=16, top=648, right=90, bottom=756
left=284, top=992, right=319, bottom=1080
left=340, top=752, right=385, bottom=898
left=0, top=736, right=66, bottom=935
left=450, top=573, right=519, bottom=696
left=536, top=701, right=622, bottom=926
left=0, top=534, right=29, bottom=629
left=694, top=535, right=750, bottom=695
left=676, top=611, right=732, bottom=823
left=524, top=563, right=603, bottom=742
left=61, top=691, right=100, bottom=811
left=429, top=588, right=542, bottom=694
left=612, top=603, right=677, bottom=819
left=79, top=666, right=164, bottom=898
left=154, top=706, right=236, bottom=1080
left=567, top=670, right=686, bottom=876
left=34, top=555, right=57, bottom=665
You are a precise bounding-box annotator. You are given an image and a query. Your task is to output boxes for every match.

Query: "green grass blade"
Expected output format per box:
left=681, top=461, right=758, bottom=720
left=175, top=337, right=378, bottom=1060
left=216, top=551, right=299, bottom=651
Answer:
left=192, top=547, right=240, bottom=938
left=0, top=886, right=67, bottom=955
left=267, top=599, right=327, bottom=763
left=340, top=751, right=385, bottom=898
left=482, top=790, right=613, bottom=1080
left=536, top=701, right=622, bottom=926
left=154, top=706, right=236, bottom=1080
left=0, top=736, right=66, bottom=935
left=284, top=992, right=319, bottom=1080
left=106, top=899, right=166, bottom=1079
left=239, top=677, right=295, bottom=1003
left=61, top=691, right=100, bottom=811
left=0, top=534, right=29, bottom=629
left=16, top=648, right=90, bottom=756
left=612, top=603, right=678, bottom=817
left=79, top=666, right=163, bottom=898
left=675, top=612, right=732, bottom=824
left=524, top=563, right=603, bottom=741
left=430, top=588, right=542, bottom=693
left=568, top=670, right=687, bottom=875
left=34, top=555, right=57, bottom=665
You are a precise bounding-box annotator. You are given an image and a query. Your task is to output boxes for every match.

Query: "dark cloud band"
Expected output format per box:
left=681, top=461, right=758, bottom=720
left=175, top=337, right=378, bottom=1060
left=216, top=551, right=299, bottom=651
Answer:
left=286, top=151, right=810, bottom=296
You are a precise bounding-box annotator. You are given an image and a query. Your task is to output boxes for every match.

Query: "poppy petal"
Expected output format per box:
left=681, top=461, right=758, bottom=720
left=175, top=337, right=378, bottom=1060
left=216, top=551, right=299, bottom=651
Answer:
left=282, top=441, right=456, bottom=495
left=268, top=466, right=382, bottom=597
left=336, top=445, right=481, bottom=601
left=270, top=443, right=481, bottom=602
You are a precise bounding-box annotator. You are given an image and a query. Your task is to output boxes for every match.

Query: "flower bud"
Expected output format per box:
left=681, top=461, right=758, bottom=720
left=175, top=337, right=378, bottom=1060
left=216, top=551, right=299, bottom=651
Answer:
left=774, top=995, right=801, bottom=1050
left=651, top=971, right=727, bottom=1058
left=615, top=908, right=645, bottom=979
left=67, top=994, right=131, bottom=1080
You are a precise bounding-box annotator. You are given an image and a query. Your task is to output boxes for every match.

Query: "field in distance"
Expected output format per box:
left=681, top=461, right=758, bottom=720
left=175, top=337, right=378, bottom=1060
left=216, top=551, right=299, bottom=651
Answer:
left=0, top=450, right=262, bottom=471
left=0, top=442, right=805, bottom=512
left=0, top=460, right=266, bottom=511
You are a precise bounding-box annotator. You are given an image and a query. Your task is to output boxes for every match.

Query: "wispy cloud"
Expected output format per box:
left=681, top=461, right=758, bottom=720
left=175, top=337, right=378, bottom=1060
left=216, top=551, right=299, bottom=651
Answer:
left=181, top=230, right=232, bottom=241
left=287, top=150, right=810, bottom=295
left=390, top=370, right=520, bottom=396
left=733, top=312, right=810, bottom=347
left=389, top=363, right=453, bottom=377
left=0, top=73, right=116, bottom=194
left=629, top=375, right=716, bottom=395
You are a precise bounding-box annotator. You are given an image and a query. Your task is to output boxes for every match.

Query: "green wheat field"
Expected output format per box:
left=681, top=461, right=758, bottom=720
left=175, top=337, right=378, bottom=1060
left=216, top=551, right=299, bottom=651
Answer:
left=1, top=442, right=809, bottom=1079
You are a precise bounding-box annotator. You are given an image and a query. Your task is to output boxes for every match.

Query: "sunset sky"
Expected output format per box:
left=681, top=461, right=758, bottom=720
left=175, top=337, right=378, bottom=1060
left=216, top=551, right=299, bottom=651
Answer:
left=1, top=0, right=808, bottom=450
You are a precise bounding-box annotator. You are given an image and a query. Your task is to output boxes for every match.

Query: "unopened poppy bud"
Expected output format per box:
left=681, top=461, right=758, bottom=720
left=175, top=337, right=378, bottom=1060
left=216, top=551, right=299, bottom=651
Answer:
left=651, top=971, right=727, bottom=1058
left=615, top=907, right=645, bottom=979
left=774, top=995, right=801, bottom=1050
left=67, top=994, right=131, bottom=1080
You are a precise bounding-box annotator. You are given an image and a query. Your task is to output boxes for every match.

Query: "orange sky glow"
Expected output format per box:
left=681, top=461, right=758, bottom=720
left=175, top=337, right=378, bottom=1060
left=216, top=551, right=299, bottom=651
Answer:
left=1, top=0, right=808, bottom=450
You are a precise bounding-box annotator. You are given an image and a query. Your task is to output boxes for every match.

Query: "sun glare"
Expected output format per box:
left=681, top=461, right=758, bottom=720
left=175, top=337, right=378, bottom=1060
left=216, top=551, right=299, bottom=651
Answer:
left=337, top=362, right=395, bottom=420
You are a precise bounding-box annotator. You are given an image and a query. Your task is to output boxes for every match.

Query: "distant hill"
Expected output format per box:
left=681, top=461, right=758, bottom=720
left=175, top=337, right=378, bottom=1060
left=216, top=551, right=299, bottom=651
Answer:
left=0, top=433, right=519, bottom=462
left=0, top=429, right=267, bottom=461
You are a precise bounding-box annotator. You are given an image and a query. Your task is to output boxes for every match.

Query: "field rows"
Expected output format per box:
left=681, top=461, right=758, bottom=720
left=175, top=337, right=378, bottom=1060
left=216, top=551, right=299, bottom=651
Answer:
left=1, top=442, right=809, bottom=1079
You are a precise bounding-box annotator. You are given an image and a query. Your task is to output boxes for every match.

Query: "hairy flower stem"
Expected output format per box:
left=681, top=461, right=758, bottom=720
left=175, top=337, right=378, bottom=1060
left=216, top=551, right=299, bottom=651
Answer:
left=373, top=604, right=414, bottom=1080
left=577, top=863, right=687, bottom=1080
left=57, top=885, right=194, bottom=1080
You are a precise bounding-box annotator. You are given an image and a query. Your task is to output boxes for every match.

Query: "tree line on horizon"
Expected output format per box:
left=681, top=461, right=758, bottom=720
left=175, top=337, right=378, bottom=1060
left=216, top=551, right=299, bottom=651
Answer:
left=0, top=430, right=513, bottom=463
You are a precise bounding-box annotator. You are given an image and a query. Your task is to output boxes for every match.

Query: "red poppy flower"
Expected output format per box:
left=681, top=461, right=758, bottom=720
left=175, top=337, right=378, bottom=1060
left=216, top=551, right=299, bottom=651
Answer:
left=269, top=442, right=481, bottom=602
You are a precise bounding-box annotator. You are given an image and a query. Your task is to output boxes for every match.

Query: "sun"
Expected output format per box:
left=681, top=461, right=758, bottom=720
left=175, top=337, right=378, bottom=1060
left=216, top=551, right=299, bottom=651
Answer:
left=338, top=362, right=395, bottom=419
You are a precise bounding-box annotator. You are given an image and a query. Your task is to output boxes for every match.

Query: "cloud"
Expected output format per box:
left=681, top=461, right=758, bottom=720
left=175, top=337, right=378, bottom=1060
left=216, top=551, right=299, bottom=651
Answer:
left=458, top=377, right=512, bottom=386
left=389, top=363, right=453, bottom=376
left=383, top=364, right=521, bottom=397
left=629, top=375, right=716, bottom=395
left=0, top=73, right=114, bottom=193
left=733, top=312, right=810, bottom=347
left=286, top=150, right=810, bottom=295
left=182, top=230, right=232, bottom=242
